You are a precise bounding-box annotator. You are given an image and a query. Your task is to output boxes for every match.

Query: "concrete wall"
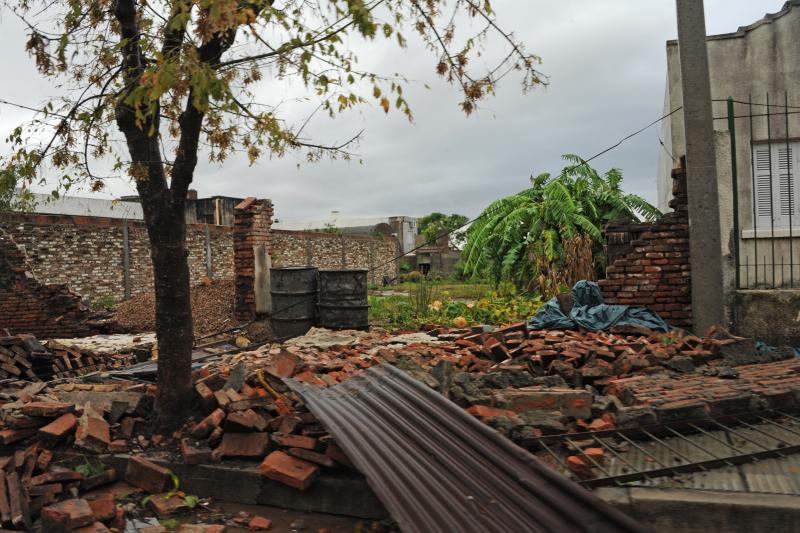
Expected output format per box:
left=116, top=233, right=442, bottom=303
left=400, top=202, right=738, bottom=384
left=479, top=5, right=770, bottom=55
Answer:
left=733, top=289, right=800, bottom=346
left=657, top=2, right=800, bottom=241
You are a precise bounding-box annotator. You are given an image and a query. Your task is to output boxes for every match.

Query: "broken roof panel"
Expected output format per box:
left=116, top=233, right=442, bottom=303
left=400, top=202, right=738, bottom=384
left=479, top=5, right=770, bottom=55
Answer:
left=286, top=364, right=647, bottom=533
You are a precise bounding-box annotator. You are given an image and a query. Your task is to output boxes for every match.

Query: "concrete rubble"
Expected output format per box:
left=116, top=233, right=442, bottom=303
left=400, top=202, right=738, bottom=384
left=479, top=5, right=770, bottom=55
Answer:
left=0, top=321, right=794, bottom=530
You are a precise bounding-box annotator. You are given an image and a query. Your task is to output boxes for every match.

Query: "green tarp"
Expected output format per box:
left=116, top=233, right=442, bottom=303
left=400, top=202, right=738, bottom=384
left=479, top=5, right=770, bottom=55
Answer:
left=526, top=280, right=673, bottom=332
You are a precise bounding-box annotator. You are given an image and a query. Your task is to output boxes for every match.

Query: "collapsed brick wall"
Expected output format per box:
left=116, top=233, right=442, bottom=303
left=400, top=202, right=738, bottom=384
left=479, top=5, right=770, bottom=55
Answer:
left=234, top=198, right=273, bottom=322
left=1, top=209, right=399, bottom=323
left=270, top=230, right=399, bottom=285
left=0, top=213, right=233, bottom=303
left=0, top=229, right=96, bottom=338
left=598, top=165, right=692, bottom=329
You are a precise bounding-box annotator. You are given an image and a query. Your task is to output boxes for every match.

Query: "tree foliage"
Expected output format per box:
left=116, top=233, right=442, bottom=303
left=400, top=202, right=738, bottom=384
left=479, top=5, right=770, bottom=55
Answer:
left=462, top=154, right=660, bottom=292
left=1, top=0, right=544, bottom=428
left=417, top=211, right=467, bottom=248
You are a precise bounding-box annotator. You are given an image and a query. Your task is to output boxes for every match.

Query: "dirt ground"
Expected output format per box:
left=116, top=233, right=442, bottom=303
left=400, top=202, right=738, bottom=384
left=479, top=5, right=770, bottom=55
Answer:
left=127, top=500, right=372, bottom=532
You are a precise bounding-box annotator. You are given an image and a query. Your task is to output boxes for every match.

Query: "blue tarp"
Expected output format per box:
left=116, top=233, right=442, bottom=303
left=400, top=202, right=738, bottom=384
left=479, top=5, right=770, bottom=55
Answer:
left=526, top=280, right=673, bottom=332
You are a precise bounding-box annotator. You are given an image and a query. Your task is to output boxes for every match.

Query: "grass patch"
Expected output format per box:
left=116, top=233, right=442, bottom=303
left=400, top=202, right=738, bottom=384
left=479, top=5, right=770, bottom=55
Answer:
left=369, top=282, right=543, bottom=330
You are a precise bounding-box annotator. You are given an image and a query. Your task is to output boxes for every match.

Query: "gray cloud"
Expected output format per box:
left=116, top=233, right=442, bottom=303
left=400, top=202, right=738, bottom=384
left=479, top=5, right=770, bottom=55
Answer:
left=0, top=1, right=782, bottom=222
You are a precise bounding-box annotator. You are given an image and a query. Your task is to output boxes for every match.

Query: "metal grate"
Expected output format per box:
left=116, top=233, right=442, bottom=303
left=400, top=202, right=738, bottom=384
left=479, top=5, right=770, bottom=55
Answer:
left=530, top=410, right=800, bottom=490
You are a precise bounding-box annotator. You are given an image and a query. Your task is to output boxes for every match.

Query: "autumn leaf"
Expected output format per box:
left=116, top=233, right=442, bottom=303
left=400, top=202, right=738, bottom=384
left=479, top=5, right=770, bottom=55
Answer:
left=380, top=97, right=390, bottom=114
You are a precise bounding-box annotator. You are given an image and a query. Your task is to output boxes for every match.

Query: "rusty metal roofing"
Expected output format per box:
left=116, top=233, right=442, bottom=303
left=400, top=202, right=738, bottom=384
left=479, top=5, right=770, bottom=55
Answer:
left=285, top=364, right=647, bottom=533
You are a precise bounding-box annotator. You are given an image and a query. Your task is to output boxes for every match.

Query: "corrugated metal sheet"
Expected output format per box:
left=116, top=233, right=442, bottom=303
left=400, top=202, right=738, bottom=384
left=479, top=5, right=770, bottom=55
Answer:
left=285, top=364, right=647, bottom=533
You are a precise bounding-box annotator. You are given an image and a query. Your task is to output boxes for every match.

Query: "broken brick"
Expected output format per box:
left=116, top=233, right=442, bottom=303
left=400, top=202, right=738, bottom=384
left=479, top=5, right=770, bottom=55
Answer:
left=249, top=515, right=272, bottom=530
left=86, top=492, right=115, bottom=522
left=271, top=433, right=318, bottom=451
left=191, top=409, right=226, bottom=440
left=181, top=438, right=213, bottom=465
left=124, top=457, right=172, bottom=494
left=260, top=451, right=319, bottom=490
left=75, top=415, right=111, bottom=452
left=214, top=432, right=269, bottom=459
left=147, top=493, right=189, bottom=517
left=21, top=401, right=75, bottom=418
left=465, top=405, right=517, bottom=419
left=287, top=448, right=335, bottom=468
left=38, top=413, right=78, bottom=440
left=41, top=498, right=94, bottom=531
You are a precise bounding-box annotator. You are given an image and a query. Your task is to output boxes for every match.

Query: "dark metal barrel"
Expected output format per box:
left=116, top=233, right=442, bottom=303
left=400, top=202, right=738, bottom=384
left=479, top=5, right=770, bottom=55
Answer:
left=317, top=269, right=369, bottom=330
left=270, top=267, right=318, bottom=339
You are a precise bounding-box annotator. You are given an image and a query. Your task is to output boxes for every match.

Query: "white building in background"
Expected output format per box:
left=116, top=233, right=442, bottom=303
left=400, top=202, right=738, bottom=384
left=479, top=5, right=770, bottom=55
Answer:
left=273, top=213, right=419, bottom=255
left=15, top=191, right=144, bottom=219
left=656, top=0, right=800, bottom=288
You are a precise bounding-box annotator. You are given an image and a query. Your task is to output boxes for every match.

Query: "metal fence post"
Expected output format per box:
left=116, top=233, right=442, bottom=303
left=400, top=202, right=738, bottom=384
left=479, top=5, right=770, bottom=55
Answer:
left=728, top=98, right=740, bottom=290
left=205, top=224, right=213, bottom=278
left=122, top=219, right=131, bottom=300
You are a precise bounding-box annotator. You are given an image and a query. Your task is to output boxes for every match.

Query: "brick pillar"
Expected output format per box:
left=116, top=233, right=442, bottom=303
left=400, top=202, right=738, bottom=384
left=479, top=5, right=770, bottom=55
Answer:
left=234, top=198, right=274, bottom=322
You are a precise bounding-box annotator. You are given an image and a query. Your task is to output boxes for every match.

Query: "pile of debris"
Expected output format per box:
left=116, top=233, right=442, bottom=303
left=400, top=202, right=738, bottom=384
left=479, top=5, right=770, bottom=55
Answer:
left=0, top=335, right=140, bottom=383
left=114, top=279, right=235, bottom=336
left=0, top=320, right=795, bottom=525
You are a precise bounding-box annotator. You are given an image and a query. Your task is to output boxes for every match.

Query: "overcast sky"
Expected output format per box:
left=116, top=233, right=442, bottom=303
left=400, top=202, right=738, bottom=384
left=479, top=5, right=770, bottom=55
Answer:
left=0, top=0, right=783, bottom=224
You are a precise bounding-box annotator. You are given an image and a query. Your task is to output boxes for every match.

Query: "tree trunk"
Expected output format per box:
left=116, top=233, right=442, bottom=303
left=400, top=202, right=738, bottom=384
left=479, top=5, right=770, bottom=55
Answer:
left=145, top=200, right=194, bottom=431
left=116, top=104, right=194, bottom=432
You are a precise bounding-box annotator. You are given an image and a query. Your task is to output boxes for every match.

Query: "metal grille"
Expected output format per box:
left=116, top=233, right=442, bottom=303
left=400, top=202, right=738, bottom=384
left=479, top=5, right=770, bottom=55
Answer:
left=530, top=410, right=800, bottom=491
left=724, top=94, right=800, bottom=289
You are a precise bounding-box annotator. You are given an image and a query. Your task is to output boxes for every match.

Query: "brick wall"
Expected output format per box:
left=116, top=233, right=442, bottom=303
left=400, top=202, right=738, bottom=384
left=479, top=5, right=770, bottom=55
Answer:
left=0, top=229, right=97, bottom=338
left=0, top=213, right=233, bottom=304
left=0, top=210, right=399, bottom=321
left=598, top=164, right=692, bottom=329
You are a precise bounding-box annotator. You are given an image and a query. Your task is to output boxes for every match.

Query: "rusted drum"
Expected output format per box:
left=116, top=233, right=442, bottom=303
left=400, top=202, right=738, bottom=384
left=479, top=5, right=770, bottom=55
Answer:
left=270, top=267, right=318, bottom=339
left=317, top=269, right=369, bottom=330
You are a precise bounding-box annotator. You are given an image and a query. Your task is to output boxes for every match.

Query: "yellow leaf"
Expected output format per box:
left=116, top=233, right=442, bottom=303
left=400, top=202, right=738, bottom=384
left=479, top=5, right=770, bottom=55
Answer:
left=380, top=97, right=390, bottom=114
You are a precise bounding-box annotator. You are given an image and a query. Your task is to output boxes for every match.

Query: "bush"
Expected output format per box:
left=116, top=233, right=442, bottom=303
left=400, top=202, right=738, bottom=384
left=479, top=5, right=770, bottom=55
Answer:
left=400, top=270, right=425, bottom=283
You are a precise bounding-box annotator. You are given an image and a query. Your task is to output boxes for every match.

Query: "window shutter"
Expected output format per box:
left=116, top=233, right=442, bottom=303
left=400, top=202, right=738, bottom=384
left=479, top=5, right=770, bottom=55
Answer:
left=776, top=144, right=796, bottom=225
left=754, top=145, right=773, bottom=224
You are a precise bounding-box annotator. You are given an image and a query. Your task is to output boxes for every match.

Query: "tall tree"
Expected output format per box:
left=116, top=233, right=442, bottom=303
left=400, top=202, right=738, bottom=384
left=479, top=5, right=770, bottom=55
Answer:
left=417, top=212, right=468, bottom=249
left=463, top=154, right=660, bottom=292
left=2, top=0, right=544, bottom=430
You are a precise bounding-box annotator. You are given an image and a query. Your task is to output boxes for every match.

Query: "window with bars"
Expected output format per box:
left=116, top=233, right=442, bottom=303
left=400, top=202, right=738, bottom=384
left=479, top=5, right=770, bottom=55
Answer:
left=753, top=141, right=800, bottom=228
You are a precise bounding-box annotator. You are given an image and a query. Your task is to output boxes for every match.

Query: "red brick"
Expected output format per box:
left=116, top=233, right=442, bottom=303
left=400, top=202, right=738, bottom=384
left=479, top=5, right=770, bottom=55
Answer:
left=181, top=438, right=213, bottom=465
left=42, top=498, right=95, bottom=530
left=287, top=448, right=335, bottom=468
left=124, top=457, right=172, bottom=494
left=191, top=409, right=226, bottom=439
left=214, top=432, right=269, bottom=459
left=21, top=401, right=75, bottom=418
left=465, top=405, right=517, bottom=419
left=147, top=493, right=188, bottom=516
left=271, top=433, right=318, bottom=451
left=75, top=415, right=110, bottom=452
left=249, top=515, right=272, bottom=530
left=260, top=451, right=319, bottom=490
left=38, top=413, right=78, bottom=439
left=86, top=492, right=115, bottom=522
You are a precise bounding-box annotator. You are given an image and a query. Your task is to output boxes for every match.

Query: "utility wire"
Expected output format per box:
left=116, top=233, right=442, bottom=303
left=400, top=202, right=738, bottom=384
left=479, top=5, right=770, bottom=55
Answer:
left=261, top=105, right=685, bottom=330
left=0, top=94, right=686, bottom=331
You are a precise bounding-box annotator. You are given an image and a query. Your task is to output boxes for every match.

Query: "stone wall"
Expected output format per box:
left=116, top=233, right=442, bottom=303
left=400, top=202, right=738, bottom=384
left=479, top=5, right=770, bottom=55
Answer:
left=599, top=165, right=692, bottom=330
left=0, top=229, right=98, bottom=338
left=270, top=230, right=398, bottom=285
